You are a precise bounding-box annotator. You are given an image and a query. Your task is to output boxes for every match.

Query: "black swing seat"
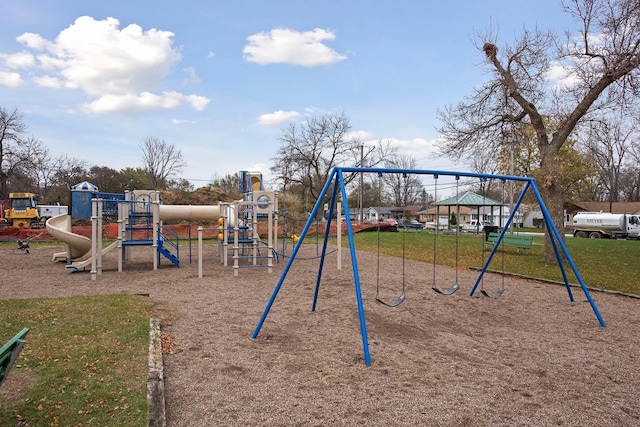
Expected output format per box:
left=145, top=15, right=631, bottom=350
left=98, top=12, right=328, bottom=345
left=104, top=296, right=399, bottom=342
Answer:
left=376, top=293, right=406, bottom=307
left=481, top=288, right=505, bottom=299
left=432, top=284, right=459, bottom=295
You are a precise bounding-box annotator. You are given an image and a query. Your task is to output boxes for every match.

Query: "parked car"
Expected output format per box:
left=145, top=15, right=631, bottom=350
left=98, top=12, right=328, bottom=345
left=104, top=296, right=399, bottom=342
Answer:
left=463, top=220, right=492, bottom=232
left=397, top=219, right=423, bottom=230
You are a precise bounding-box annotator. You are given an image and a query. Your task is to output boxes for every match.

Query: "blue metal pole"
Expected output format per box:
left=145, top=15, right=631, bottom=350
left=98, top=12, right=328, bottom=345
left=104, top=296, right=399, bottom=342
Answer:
left=469, top=180, right=530, bottom=296
left=544, top=213, right=575, bottom=302
left=337, top=169, right=371, bottom=366
left=312, top=178, right=340, bottom=311
left=529, top=181, right=605, bottom=327
left=252, top=169, right=338, bottom=339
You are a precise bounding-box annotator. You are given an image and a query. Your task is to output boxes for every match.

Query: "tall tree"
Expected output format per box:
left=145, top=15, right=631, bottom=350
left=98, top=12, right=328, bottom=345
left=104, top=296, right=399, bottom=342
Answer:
left=88, top=166, right=128, bottom=193
left=47, top=154, right=89, bottom=204
left=383, top=154, right=423, bottom=207
left=211, top=173, right=242, bottom=200
left=0, top=107, right=29, bottom=197
left=347, top=180, right=385, bottom=209
left=140, top=137, right=186, bottom=190
left=495, top=132, right=599, bottom=203
left=271, top=113, right=359, bottom=209
left=581, top=115, right=637, bottom=203
left=121, top=167, right=150, bottom=190
left=271, top=113, right=394, bottom=211
left=438, top=0, right=640, bottom=260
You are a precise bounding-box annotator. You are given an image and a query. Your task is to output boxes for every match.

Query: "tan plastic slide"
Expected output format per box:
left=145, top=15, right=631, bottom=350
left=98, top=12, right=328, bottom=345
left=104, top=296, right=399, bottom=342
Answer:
left=45, top=205, right=221, bottom=262
left=46, top=214, right=92, bottom=260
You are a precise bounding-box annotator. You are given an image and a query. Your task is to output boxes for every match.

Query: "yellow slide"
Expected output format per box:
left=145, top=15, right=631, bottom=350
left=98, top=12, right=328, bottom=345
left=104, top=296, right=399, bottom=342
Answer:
left=46, top=214, right=92, bottom=260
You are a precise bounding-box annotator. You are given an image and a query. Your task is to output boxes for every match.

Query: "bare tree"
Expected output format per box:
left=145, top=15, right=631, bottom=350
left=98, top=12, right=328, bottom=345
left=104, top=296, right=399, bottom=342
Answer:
left=438, top=0, right=640, bottom=260
left=271, top=113, right=393, bottom=210
left=52, top=154, right=89, bottom=190
left=581, top=115, right=637, bottom=204
left=27, top=138, right=56, bottom=199
left=46, top=154, right=89, bottom=204
left=382, top=154, right=423, bottom=207
left=140, top=137, right=186, bottom=190
left=0, top=107, right=29, bottom=197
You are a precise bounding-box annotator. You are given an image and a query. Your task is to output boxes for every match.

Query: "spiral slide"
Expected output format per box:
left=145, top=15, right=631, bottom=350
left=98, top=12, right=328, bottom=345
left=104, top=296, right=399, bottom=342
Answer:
left=46, top=214, right=92, bottom=261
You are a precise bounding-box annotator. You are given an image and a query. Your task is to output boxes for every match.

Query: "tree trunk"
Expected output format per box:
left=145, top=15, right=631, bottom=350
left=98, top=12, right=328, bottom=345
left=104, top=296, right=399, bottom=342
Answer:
left=0, top=171, right=7, bottom=199
left=539, top=144, right=565, bottom=262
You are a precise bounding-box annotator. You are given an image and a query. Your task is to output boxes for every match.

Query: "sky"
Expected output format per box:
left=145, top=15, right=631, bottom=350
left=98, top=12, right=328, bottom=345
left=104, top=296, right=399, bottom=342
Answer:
left=0, top=0, right=575, bottom=193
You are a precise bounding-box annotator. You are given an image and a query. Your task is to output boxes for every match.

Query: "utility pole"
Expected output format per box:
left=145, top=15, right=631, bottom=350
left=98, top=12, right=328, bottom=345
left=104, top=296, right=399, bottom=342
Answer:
left=509, top=140, right=514, bottom=233
left=359, top=144, right=364, bottom=223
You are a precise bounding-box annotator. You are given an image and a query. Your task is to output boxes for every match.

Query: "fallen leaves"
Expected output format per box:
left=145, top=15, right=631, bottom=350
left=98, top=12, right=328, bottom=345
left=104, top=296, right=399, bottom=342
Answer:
left=160, top=332, right=179, bottom=355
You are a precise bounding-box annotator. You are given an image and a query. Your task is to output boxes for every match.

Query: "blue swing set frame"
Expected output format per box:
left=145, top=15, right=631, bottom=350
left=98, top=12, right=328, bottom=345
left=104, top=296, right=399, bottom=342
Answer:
left=252, top=167, right=606, bottom=366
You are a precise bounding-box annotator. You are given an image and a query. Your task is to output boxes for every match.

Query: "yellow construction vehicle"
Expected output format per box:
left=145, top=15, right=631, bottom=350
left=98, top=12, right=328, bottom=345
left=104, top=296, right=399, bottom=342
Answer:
left=5, top=193, right=39, bottom=228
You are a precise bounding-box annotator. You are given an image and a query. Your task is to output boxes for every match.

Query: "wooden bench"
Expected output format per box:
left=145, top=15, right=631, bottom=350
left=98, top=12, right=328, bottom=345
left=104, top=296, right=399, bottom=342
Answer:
left=484, top=232, right=533, bottom=253
left=0, top=327, right=30, bottom=386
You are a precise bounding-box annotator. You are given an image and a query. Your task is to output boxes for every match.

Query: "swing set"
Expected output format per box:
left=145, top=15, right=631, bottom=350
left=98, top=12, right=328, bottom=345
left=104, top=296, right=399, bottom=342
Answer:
left=252, top=167, right=606, bottom=366
left=375, top=171, right=407, bottom=307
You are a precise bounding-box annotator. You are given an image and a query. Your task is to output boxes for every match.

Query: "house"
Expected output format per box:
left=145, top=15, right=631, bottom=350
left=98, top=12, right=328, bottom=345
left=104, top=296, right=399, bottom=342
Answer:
left=565, top=201, right=640, bottom=216
left=418, top=206, right=473, bottom=226
left=521, top=204, right=544, bottom=228
left=468, top=205, right=523, bottom=228
left=354, top=205, right=426, bottom=222
left=363, top=206, right=398, bottom=222
left=433, top=191, right=504, bottom=228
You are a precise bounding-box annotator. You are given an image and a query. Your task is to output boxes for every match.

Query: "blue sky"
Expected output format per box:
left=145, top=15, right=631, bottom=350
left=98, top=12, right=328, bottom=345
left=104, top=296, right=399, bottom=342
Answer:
left=0, top=1, right=574, bottom=190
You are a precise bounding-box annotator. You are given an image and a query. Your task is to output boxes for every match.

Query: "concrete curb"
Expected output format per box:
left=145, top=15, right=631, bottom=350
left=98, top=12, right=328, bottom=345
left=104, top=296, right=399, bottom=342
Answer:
left=148, top=318, right=166, bottom=427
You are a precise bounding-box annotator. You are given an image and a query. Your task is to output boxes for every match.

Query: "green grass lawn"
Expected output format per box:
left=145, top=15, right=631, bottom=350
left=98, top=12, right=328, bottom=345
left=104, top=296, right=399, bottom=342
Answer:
left=0, top=294, right=153, bottom=427
left=338, top=230, right=640, bottom=295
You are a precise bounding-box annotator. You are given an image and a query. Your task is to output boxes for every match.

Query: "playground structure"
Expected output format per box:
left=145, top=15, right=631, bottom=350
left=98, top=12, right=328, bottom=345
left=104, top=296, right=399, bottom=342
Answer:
left=252, top=167, right=606, bottom=366
left=45, top=172, right=279, bottom=279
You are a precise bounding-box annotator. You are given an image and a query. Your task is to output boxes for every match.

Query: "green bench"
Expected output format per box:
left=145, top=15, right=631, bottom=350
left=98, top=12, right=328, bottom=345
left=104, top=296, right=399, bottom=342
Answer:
left=485, top=232, right=533, bottom=253
left=0, top=327, right=30, bottom=386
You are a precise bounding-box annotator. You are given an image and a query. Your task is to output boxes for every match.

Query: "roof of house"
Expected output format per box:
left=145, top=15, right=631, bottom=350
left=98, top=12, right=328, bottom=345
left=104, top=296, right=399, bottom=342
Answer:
left=364, top=205, right=426, bottom=217
left=418, top=206, right=474, bottom=215
left=565, top=202, right=640, bottom=215
left=436, top=191, right=504, bottom=207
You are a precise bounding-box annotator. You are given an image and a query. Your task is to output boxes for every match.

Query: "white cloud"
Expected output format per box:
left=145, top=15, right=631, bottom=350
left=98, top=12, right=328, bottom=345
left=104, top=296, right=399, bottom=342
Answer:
left=362, top=136, right=440, bottom=159
left=34, top=75, right=64, bottom=88
left=182, top=67, right=200, bottom=85
left=3, top=16, right=210, bottom=113
left=172, top=118, right=196, bottom=125
left=246, top=162, right=273, bottom=184
left=83, top=92, right=176, bottom=114
left=16, top=32, right=49, bottom=50
left=2, top=51, right=35, bottom=69
left=243, top=28, right=347, bottom=66
left=545, top=61, right=580, bottom=90
left=0, top=71, right=23, bottom=87
left=392, top=137, right=434, bottom=150
left=35, top=16, right=181, bottom=96
left=347, top=130, right=374, bottom=142
left=258, top=110, right=300, bottom=126
left=183, top=94, right=211, bottom=111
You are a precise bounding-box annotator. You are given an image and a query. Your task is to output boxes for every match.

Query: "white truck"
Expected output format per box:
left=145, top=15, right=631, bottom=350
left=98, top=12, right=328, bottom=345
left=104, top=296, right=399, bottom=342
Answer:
left=462, top=219, right=492, bottom=233
left=37, top=203, right=68, bottom=223
left=572, top=211, right=640, bottom=239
